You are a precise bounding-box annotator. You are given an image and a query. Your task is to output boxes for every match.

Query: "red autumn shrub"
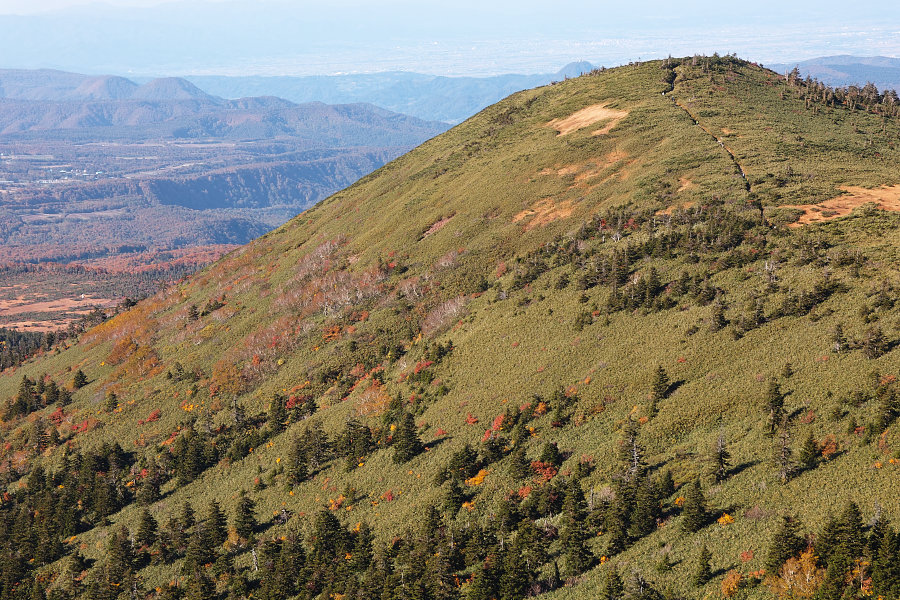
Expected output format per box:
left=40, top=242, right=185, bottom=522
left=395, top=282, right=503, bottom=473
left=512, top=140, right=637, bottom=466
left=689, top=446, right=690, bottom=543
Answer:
left=413, top=361, right=434, bottom=374
left=491, top=414, right=504, bottom=432
left=48, top=407, right=65, bottom=425
left=530, top=461, right=558, bottom=483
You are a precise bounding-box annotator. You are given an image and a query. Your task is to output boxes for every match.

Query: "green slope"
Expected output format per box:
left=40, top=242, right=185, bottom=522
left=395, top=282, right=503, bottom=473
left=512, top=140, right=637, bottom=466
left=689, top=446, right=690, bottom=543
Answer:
left=3, top=55, right=900, bottom=600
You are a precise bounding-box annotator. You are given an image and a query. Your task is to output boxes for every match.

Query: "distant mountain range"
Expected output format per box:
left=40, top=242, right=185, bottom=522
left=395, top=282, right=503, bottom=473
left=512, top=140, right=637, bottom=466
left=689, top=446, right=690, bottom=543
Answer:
left=0, top=69, right=448, bottom=146
left=0, top=62, right=597, bottom=128
left=0, top=67, right=448, bottom=270
left=0, top=69, right=216, bottom=102
left=183, top=61, right=596, bottom=123
left=768, top=55, right=900, bottom=93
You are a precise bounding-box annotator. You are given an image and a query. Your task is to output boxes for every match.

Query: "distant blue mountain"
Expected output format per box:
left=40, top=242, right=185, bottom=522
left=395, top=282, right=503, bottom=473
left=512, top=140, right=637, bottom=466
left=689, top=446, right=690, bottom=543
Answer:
left=767, top=56, right=900, bottom=93
left=185, top=62, right=596, bottom=124
left=0, top=69, right=215, bottom=102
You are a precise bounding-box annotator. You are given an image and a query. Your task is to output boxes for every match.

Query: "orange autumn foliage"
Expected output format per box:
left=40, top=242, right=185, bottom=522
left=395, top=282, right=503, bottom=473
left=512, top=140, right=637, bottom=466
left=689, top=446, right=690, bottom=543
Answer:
left=721, top=570, right=743, bottom=598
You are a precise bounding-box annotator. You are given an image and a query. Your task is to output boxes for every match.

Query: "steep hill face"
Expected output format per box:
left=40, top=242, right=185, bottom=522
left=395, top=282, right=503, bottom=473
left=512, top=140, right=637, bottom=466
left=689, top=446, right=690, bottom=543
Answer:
left=3, top=56, right=900, bottom=600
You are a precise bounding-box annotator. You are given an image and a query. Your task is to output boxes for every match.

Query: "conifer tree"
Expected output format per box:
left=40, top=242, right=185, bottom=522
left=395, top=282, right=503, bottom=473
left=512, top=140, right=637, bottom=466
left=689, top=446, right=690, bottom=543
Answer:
left=234, top=491, right=257, bottom=541
left=183, top=567, right=216, bottom=600
left=136, top=509, right=158, bottom=549
left=681, top=480, right=707, bottom=533
left=180, top=501, right=196, bottom=533
left=104, top=391, right=117, bottom=413
left=538, top=442, right=562, bottom=467
left=709, top=433, right=731, bottom=482
left=467, top=559, right=498, bottom=600
left=104, top=526, right=135, bottom=592
left=350, top=521, right=374, bottom=573
left=765, top=516, right=806, bottom=573
left=650, top=365, right=669, bottom=405
left=654, top=469, right=675, bottom=500
left=44, top=381, right=58, bottom=406
left=268, top=393, right=288, bottom=433
left=508, top=447, right=531, bottom=481
left=302, top=421, right=331, bottom=470
left=605, top=497, right=629, bottom=555
left=876, top=386, right=898, bottom=432
left=287, top=435, right=309, bottom=484
left=628, top=475, right=658, bottom=539
left=444, top=477, right=464, bottom=515
left=499, top=542, right=528, bottom=600
left=425, top=550, right=460, bottom=600
left=137, top=458, right=162, bottom=506
left=184, top=524, right=213, bottom=573
left=798, top=432, right=818, bottom=471
left=837, top=501, right=866, bottom=560
left=816, top=511, right=841, bottom=565
left=710, top=301, right=727, bottom=332
left=774, top=428, right=795, bottom=483
left=765, top=378, right=786, bottom=433
left=205, top=501, right=228, bottom=549
left=393, top=409, right=423, bottom=463
left=560, top=478, right=593, bottom=576
left=309, top=509, right=345, bottom=564
left=872, top=525, right=900, bottom=598
left=72, top=369, right=88, bottom=390
left=599, top=564, right=624, bottom=600
left=694, top=545, right=712, bottom=586
left=818, top=550, right=853, bottom=600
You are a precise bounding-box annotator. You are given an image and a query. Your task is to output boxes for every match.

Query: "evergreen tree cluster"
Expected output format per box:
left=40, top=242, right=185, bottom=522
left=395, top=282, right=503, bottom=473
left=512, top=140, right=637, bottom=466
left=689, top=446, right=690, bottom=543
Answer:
left=2, top=374, right=73, bottom=421
left=764, top=502, right=900, bottom=599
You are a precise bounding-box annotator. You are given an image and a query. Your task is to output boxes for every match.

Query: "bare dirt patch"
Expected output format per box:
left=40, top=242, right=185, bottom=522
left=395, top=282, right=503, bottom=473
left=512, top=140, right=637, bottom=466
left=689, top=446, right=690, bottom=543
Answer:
left=538, top=151, right=630, bottom=188
left=547, top=104, right=629, bottom=137
left=658, top=201, right=696, bottom=216
left=677, top=177, right=695, bottom=192
left=421, top=214, right=454, bottom=239
left=783, top=185, right=900, bottom=227
left=513, top=198, right=576, bottom=231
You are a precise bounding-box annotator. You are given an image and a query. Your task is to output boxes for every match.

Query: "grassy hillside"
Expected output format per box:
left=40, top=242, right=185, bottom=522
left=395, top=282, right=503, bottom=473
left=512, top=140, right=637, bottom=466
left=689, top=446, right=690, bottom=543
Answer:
left=3, top=55, right=900, bottom=600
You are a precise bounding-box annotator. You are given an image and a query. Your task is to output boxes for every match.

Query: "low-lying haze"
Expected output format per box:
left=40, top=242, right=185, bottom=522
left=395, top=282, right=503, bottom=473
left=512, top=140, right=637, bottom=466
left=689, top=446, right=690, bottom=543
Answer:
left=1, top=0, right=897, bottom=76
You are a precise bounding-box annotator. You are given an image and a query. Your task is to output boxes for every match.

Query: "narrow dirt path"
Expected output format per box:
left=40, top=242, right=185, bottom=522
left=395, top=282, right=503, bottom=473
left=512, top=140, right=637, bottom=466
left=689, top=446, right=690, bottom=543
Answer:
left=662, top=90, right=751, bottom=192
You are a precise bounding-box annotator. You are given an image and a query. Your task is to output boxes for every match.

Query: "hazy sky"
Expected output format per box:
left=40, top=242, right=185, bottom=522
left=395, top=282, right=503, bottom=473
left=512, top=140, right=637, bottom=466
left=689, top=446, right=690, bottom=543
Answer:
left=0, top=0, right=898, bottom=75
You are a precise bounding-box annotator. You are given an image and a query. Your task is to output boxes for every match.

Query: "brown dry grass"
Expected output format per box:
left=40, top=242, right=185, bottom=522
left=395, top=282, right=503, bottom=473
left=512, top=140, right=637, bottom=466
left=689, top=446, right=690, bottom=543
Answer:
left=783, top=185, right=900, bottom=227
left=513, top=198, right=576, bottom=231
left=538, top=151, right=630, bottom=188
left=547, top=104, right=629, bottom=136
left=1, top=320, right=73, bottom=333
left=658, top=201, right=696, bottom=216
left=0, top=296, right=114, bottom=315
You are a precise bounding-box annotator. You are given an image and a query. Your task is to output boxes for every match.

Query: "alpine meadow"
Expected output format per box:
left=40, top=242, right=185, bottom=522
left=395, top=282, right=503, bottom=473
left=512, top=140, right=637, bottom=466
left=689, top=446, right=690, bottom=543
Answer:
left=4, top=56, right=900, bottom=600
